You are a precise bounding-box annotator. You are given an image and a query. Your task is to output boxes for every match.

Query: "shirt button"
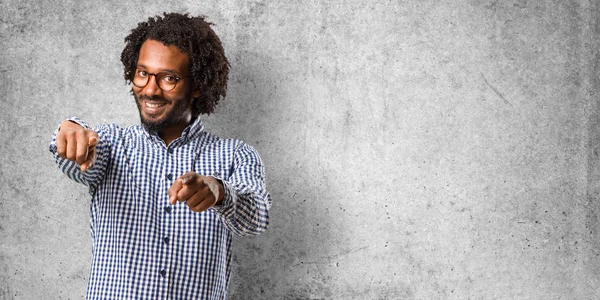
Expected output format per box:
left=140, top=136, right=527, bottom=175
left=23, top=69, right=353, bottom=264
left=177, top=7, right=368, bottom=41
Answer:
left=164, top=237, right=169, bottom=244
left=160, top=270, right=166, bottom=277
left=164, top=206, right=172, bottom=213
left=167, top=174, right=173, bottom=180
left=167, top=148, right=174, bottom=154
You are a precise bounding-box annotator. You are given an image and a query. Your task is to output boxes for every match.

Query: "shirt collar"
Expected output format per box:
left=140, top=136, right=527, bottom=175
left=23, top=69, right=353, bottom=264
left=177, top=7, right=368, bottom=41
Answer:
left=141, top=117, right=205, bottom=145
left=180, top=117, right=205, bottom=141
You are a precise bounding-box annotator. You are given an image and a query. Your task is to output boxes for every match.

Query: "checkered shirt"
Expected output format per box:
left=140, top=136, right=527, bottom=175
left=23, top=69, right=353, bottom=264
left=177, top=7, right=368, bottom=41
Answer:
left=48, top=117, right=271, bottom=299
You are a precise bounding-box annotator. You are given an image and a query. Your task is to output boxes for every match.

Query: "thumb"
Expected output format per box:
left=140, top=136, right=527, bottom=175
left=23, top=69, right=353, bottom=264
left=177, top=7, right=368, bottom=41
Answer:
left=80, top=147, right=97, bottom=172
left=81, top=135, right=99, bottom=172
left=168, top=178, right=184, bottom=205
left=88, top=135, right=98, bottom=147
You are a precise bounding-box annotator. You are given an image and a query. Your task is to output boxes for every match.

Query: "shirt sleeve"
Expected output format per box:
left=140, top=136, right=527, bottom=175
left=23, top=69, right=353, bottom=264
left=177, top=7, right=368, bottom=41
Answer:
left=212, top=142, right=271, bottom=236
left=48, top=117, right=112, bottom=195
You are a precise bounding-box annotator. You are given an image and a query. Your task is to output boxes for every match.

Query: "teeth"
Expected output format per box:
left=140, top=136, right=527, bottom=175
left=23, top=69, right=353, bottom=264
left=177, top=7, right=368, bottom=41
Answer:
left=145, top=101, right=166, bottom=108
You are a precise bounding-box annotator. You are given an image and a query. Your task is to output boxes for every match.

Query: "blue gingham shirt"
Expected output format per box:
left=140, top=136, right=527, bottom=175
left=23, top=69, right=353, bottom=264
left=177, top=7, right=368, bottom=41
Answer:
left=49, top=117, right=271, bottom=300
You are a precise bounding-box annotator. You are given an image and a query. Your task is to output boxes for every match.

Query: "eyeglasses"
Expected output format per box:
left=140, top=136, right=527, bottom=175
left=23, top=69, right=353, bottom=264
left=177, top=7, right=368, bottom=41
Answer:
left=132, top=70, right=191, bottom=91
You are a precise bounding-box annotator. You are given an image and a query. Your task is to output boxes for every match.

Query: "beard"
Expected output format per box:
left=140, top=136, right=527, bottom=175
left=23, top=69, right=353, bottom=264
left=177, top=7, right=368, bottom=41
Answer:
left=134, top=93, right=192, bottom=133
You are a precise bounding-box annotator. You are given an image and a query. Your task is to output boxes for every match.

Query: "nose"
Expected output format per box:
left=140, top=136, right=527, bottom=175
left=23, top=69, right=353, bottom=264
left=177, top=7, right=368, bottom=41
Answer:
left=142, top=74, right=162, bottom=96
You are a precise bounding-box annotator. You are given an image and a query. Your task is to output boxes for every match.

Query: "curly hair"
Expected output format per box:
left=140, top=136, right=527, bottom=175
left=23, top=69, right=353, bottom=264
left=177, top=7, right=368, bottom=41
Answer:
left=121, top=13, right=229, bottom=116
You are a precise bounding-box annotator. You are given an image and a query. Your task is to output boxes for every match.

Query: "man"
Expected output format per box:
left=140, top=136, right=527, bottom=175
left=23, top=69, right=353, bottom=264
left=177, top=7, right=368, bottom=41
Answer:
left=49, top=13, right=271, bottom=299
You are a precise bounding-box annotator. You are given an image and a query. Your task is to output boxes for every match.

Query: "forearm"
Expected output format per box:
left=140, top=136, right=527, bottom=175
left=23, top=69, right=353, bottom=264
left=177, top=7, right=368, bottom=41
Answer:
left=48, top=117, right=110, bottom=192
left=214, top=180, right=271, bottom=236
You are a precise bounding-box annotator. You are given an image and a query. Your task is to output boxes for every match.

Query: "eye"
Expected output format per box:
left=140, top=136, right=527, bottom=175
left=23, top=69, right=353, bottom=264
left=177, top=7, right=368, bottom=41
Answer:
left=162, top=74, right=177, bottom=83
left=137, top=70, right=148, bottom=77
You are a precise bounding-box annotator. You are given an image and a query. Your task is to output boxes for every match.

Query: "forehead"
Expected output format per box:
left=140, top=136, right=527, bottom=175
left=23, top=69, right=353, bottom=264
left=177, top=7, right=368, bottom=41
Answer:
left=137, top=39, right=189, bottom=74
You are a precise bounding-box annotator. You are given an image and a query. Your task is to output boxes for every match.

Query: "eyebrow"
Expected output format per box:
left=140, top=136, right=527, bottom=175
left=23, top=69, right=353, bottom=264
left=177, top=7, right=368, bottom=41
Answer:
left=136, top=64, right=183, bottom=77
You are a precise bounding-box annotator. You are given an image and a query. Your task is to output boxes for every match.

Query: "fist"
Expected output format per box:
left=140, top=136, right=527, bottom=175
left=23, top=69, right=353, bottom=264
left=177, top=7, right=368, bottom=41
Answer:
left=55, top=120, right=99, bottom=172
left=168, top=172, right=224, bottom=212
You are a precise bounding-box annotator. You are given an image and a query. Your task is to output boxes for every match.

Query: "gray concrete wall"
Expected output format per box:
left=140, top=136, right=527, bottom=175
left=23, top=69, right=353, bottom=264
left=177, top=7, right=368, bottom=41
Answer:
left=1, top=0, right=598, bottom=299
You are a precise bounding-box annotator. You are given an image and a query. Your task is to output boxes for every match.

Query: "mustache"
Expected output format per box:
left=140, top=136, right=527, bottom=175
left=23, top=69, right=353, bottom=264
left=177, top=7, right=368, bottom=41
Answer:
left=137, top=94, right=171, bottom=103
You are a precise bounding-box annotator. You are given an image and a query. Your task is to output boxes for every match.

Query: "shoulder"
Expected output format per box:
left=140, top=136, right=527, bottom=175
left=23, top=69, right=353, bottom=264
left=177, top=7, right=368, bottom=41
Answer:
left=92, top=123, right=146, bottom=143
left=202, top=132, right=252, bottom=152
left=200, top=132, right=263, bottom=159
left=212, top=136, right=263, bottom=164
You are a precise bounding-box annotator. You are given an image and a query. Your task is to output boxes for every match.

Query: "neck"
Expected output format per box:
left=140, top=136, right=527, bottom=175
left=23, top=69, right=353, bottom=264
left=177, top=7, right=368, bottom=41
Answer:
left=158, top=117, right=194, bottom=146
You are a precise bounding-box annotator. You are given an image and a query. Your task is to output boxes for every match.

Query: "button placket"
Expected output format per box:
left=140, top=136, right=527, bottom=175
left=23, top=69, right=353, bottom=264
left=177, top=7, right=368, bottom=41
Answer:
left=160, top=146, right=175, bottom=289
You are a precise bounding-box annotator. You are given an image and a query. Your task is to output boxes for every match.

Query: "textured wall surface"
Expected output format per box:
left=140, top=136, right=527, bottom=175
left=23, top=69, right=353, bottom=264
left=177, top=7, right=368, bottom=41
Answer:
left=1, top=0, right=599, bottom=299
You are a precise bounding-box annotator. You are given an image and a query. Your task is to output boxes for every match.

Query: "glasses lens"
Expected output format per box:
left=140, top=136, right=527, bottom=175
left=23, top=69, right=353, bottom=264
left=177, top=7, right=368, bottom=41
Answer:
left=157, top=73, right=177, bottom=91
left=132, top=72, right=148, bottom=88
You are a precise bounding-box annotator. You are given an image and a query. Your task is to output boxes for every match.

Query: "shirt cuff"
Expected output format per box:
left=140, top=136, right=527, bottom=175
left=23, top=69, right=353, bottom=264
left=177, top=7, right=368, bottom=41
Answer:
left=211, top=177, right=235, bottom=214
left=59, top=117, right=91, bottom=130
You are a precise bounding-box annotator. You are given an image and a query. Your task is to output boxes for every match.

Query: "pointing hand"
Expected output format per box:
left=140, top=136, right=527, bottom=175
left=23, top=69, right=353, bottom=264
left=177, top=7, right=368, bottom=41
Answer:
left=55, top=121, right=99, bottom=172
left=168, top=172, right=224, bottom=212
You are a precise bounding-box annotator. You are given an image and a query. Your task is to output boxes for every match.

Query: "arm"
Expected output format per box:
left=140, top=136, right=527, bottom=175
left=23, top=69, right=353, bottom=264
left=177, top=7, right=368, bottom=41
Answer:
left=169, top=142, right=271, bottom=236
left=215, top=142, right=271, bottom=236
left=48, top=117, right=111, bottom=193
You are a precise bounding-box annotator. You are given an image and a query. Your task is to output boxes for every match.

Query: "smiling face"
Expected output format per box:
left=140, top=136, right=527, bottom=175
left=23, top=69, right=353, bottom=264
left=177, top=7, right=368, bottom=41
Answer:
left=133, top=39, right=200, bottom=134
